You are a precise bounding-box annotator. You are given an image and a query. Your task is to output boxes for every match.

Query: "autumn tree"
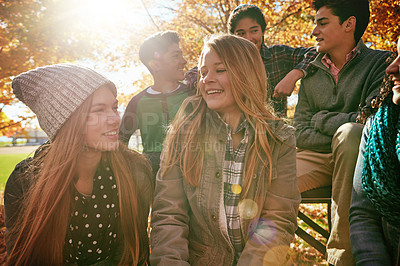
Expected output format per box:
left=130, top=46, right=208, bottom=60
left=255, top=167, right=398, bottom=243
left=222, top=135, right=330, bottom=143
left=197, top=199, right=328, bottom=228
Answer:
left=0, top=0, right=95, bottom=135
left=149, top=0, right=314, bottom=67
left=0, top=0, right=153, bottom=136
left=1, top=0, right=398, bottom=134
left=121, top=0, right=394, bottom=120
left=151, top=0, right=398, bottom=68
left=366, top=0, right=400, bottom=52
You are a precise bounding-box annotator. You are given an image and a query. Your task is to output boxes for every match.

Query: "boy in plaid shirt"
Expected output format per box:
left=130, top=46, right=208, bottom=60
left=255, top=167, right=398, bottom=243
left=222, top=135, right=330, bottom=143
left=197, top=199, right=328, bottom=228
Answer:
left=227, top=4, right=317, bottom=116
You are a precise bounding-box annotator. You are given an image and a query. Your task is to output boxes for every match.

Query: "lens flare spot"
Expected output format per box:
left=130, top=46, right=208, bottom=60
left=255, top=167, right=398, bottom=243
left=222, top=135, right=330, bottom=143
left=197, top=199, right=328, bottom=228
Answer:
left=231, top=184, right=242, bottom=194
left=238, top=199, right=258, bottom=219
left=263, top=245, right=292, bottom=265
left=247, top=218, right=277, bottom=246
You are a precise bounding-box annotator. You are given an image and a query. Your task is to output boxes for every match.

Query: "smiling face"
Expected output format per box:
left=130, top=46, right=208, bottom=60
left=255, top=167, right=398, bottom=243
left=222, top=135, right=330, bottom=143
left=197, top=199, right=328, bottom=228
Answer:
left=386, top=38, right=400, bottom=105
left=85, top=85, right=121, bottom=151
left=312, top=6, right=347, bottom=54
left=157, top=42, right=187, bottom=81
left=199, top=48, right=240, bottom=118
left=233, top=17, right=264, bottom=51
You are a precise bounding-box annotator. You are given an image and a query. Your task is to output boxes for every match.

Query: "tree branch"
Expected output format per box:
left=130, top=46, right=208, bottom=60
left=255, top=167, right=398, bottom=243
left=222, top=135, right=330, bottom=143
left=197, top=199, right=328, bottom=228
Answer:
left=163, top=6, right=215, bottom=34
left=140, top=0, right=161, bottom=31
left=266, top=8, right=304, bottom=31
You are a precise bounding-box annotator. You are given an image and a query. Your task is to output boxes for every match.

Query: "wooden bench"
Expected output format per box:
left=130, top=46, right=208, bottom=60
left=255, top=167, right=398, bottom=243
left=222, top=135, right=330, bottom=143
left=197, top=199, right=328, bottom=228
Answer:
left=295, top=186, right=332, bottom=255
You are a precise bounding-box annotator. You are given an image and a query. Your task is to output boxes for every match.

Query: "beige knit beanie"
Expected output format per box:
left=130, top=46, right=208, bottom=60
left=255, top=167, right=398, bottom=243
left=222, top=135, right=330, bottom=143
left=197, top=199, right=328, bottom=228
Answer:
left=12, top=63, right=116, bottom=141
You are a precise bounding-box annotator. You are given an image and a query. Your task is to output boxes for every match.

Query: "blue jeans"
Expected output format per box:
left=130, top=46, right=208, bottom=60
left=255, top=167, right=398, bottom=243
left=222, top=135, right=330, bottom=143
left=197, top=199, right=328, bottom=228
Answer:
left=350, top=117, right=400, bottom=265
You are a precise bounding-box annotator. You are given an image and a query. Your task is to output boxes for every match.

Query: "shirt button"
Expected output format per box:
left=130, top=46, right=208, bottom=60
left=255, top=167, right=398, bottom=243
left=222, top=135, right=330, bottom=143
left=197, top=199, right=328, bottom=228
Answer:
left=215, top=172, right=221, bottom=178
left=211, top=214, right=217, bottom=221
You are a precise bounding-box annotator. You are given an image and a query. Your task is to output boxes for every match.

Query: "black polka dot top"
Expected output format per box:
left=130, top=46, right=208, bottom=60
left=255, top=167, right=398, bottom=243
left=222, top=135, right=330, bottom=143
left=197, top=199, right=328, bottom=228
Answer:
left=64, top=160, right=121, bottom=265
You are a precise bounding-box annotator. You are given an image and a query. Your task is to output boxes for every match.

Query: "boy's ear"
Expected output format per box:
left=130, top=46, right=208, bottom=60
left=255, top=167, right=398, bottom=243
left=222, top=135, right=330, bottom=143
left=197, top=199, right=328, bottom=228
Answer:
left=148, top=59, right=160, bottom=72
left=344, top=16, right=356, bottom=32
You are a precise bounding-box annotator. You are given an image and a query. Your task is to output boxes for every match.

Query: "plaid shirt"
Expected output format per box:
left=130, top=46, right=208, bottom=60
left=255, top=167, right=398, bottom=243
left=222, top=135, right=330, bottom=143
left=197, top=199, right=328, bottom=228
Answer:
left=223, top=119, right=250, bottom=263
left=261, top=43, right=317, bottom=116
left=321, top=47, right=356, bottom=82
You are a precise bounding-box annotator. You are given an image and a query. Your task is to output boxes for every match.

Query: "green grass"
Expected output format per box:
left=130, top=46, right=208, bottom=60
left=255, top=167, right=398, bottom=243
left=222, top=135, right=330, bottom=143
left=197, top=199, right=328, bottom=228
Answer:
left=0, top=153, right=31, bottom=191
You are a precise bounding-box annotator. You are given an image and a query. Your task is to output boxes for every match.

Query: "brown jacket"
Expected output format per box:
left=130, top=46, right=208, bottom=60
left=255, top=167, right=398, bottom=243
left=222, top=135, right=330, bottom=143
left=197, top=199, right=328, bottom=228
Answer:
left=150, top=108, right=300, bottom=265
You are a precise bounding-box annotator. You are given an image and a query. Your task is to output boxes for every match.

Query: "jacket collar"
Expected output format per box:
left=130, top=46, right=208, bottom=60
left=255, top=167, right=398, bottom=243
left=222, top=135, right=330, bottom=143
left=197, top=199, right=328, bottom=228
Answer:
left=184, top=97, right=293, bottom=143
left=260, top=42, right=272, bottom=61
left=206, top=107, right=293, bottom=143
left=312, top=39, right=367, bottom=70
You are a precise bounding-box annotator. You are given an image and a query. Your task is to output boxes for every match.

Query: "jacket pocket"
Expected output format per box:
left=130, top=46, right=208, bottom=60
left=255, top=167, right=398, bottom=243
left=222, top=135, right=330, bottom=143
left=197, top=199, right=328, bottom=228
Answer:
left=189, top=240, right=214, bottom=265
left=189, top=240, right=222, bottom=266
left=189, top=240, right=207, bottom=257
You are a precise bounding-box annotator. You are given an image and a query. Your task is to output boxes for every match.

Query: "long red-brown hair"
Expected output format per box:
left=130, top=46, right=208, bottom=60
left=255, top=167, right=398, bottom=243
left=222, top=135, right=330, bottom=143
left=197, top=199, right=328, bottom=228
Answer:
left=6, top=85, right=151, bottom=265
left=162, top=34, right=280, bottom=198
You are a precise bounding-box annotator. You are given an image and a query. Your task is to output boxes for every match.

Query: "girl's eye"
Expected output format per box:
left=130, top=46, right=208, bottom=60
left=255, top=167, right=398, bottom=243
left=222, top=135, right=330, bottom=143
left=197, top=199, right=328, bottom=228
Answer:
left=217, top=69, right=226, bottom=73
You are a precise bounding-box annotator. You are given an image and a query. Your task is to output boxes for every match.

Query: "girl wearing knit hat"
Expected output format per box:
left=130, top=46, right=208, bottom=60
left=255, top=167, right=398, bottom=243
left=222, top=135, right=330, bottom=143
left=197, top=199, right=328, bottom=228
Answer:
left=4, top=64, right=153, bottom=265
left=349, top=37, right=400, bottom=265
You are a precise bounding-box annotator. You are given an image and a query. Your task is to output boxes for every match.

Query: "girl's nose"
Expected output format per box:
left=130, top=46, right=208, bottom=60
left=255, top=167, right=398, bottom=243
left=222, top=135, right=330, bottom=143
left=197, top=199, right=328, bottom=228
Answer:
left=386, top=55, right=400, bottom=76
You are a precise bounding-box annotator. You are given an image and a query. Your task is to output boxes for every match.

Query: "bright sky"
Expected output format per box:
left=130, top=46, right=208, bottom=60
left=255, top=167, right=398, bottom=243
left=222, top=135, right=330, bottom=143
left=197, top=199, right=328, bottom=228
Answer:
left=65, top=0, right=177, bottom=96
left=71, top=0, right=153, bottom=28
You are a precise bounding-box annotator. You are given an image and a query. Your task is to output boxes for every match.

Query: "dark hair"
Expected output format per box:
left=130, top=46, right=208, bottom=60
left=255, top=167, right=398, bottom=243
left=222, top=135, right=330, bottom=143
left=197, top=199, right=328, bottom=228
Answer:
left=312, top=0, right=370, bottom=42
left=357, top=53, right=397, bottom=123
left=139, top=30, right=180, bottom=68
left=227, top=4, right=266, bottom=34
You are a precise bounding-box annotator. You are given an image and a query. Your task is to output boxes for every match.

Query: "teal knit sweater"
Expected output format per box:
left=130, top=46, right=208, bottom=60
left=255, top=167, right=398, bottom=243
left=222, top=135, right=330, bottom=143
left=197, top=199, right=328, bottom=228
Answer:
left=294, top=40, right=392, bottom=152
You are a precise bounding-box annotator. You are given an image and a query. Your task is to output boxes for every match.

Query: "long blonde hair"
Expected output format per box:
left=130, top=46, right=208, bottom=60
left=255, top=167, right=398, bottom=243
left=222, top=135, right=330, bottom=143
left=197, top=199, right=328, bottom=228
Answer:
left=7, top=85, right=151, bottom=265
left=162, top=34, right=280, bottom=198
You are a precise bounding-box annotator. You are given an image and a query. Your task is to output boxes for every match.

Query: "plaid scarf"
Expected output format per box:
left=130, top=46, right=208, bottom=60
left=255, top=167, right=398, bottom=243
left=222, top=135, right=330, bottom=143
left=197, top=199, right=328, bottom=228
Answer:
left=223, top=119, right=249, bottom=263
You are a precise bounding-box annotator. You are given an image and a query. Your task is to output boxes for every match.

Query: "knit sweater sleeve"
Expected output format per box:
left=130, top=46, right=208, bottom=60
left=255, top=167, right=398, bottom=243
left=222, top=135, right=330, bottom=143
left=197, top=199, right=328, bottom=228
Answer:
left=119, top=90, right=145, bottom=145
left=311, top=59, right=389, bottom=137
left=294, top=82, right=333, bottom=152
left=294, top=49, right=392, bottom=152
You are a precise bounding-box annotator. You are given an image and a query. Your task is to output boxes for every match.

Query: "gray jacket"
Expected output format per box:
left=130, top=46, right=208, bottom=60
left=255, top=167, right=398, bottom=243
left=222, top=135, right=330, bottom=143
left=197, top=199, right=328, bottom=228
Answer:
left=294, top=40, right=391, bottom=152
left=150, top=105, right=300, bottom=265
